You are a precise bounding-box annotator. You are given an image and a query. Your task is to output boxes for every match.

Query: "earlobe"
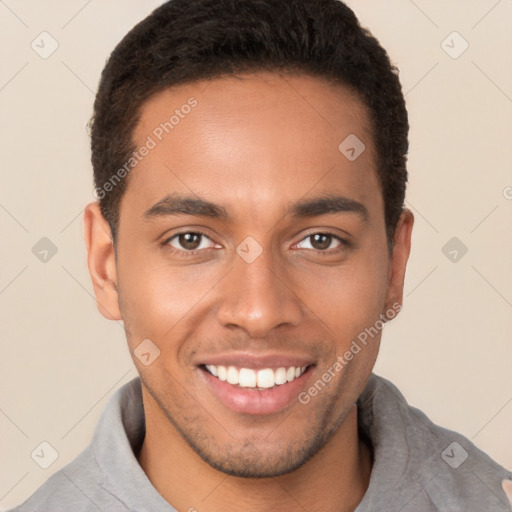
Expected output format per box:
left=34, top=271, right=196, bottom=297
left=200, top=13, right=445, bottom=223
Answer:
left=83, top=202, right=122, bottom=321
left=384, top=208, right=414, bottom=313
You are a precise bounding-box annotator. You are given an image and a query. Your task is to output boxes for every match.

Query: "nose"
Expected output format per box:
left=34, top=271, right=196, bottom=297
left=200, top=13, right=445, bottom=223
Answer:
left=216, top=245, right=303, bottom=337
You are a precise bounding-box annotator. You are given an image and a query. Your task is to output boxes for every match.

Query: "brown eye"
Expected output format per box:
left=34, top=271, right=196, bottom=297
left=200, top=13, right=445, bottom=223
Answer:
left=310, top=233, right=332, bottom=250
left=180, top=233, right=202, bottom=250
left=296, top=233, right=344, bottom=251
left=166, top=232, right=215, bottom=251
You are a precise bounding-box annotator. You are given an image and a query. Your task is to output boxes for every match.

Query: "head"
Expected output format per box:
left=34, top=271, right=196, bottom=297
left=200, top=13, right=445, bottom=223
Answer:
left=85, top=0, right=413, bottom=478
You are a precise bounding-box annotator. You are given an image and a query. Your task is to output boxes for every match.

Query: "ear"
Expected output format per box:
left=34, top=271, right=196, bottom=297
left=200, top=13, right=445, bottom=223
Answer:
left=83, top=202, right=122, bottom=320
left=384, top=208, right=414, bottom=312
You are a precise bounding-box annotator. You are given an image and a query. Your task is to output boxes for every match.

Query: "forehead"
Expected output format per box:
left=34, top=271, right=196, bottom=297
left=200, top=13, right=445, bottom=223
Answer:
left=124, top=71, right=381, bottom=223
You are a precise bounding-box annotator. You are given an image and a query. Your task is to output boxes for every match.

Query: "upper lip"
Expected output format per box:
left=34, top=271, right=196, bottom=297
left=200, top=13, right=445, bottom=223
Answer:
left=196, top=352, right=315, bottom=370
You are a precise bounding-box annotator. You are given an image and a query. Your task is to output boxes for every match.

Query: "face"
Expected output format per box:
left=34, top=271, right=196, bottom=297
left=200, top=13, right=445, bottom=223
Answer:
left=85, top=71, right=413, bottom=478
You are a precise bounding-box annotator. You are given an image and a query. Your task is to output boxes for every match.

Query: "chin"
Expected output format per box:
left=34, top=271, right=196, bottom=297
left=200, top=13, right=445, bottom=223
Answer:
left=185, top=427, right=333, bottom=479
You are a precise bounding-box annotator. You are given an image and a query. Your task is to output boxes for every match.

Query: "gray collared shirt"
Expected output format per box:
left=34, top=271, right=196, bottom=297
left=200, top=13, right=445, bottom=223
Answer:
left=8, top=374, right=512, bottom=511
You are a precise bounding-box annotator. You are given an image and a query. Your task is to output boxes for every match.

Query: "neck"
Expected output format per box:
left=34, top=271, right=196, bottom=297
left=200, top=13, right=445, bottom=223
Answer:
left=138, top=392, right=372, bottom=512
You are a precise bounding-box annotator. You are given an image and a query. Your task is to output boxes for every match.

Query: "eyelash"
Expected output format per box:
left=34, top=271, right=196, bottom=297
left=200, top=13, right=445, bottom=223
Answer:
left=162, top=230, right=214, bottom=257
left=297, top=232, right=351, bottom=255
left=161, top=230, right=350, bottom=257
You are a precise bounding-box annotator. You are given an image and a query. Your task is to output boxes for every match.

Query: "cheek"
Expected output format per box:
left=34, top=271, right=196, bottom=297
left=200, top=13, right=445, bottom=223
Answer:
left=117, top=254, right=225, bottom=344
left=292, top=251, right=389, bottom=340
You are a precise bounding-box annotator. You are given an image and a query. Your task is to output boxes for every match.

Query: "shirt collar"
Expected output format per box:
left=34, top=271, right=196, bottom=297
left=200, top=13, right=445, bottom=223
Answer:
left=92, top=377, right=177, bottom=511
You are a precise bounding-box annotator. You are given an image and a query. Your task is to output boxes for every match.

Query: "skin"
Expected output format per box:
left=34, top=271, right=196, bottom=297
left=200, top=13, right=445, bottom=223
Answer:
left=84, top=71, right=413, bottom=512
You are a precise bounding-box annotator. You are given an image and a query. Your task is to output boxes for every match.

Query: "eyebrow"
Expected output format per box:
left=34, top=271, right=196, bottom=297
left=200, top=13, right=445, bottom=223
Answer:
left=143, top=192, right=369, bottom=222
left=144, top=193, right=228, bottom=220
left=291, top=194, right=368, bottom=221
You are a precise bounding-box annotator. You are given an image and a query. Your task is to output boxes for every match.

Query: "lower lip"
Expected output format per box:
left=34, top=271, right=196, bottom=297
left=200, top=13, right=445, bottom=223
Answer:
left=199, top=367, right=313, bottom=415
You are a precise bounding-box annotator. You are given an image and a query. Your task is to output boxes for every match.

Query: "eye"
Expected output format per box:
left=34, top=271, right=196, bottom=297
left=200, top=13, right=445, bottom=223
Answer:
left=295, top=232, right=347, bottom=252
left=165, top=231, right=217, bottom=252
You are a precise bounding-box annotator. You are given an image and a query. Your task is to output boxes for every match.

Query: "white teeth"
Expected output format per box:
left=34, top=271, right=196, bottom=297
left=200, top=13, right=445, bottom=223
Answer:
left=227, top=366, right=239, bottom=385
left=257, top=368, right=275, bottom=388
left=205, top=364, right=218, bottom=377
left=204, top=364, right=307, bottom=389
left=275, top=367, right=287, bottom=385
left=239, top=368, right=256, bottom=388
left=217, top=365, right=227, bottom=381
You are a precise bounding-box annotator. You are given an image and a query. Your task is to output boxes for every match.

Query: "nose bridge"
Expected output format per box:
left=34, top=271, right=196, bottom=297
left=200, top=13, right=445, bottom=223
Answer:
left=217, top=240, right=303, bottom=335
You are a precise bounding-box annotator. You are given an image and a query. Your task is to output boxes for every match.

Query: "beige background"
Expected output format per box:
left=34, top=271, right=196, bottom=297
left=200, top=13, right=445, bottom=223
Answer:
left=1, top=0, right=511, bottom=508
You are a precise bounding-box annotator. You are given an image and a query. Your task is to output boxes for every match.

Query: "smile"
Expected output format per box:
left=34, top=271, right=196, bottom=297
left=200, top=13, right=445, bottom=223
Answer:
left=204, top=365, right=308, bottom=389
left=198, top=360, right=315, bottom=415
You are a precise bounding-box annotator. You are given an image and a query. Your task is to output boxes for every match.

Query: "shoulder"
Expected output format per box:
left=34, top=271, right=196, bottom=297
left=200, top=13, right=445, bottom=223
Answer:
left=360, top=374, right=512, bottom=511
left=6, top=442, right=128, bottom=511
left=6, top=379, right=144, bottom=511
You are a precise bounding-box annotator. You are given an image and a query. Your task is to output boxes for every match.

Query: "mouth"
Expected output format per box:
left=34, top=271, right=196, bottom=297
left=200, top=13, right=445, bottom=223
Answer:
left=202, top=364, right=309, bottom=389
left=197, top=361, right=315, bottom=415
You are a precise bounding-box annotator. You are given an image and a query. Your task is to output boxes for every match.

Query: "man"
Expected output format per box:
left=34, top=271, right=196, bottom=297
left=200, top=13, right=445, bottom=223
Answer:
left=9, top=0, right=512, bottom=510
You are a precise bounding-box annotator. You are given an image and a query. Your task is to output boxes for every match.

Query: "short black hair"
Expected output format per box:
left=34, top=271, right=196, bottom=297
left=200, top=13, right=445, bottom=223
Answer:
left=90, top=0, right=408, bottom=248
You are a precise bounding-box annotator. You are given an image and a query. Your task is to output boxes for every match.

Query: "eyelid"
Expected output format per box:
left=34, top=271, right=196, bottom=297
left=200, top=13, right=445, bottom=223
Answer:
left=293, top=231, right=350, bottom=251
left=296, top=225, right=352, bottom=241
left=161, top=228, right=351, bottom=256
left=162, top=229, right=220, bottom=251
